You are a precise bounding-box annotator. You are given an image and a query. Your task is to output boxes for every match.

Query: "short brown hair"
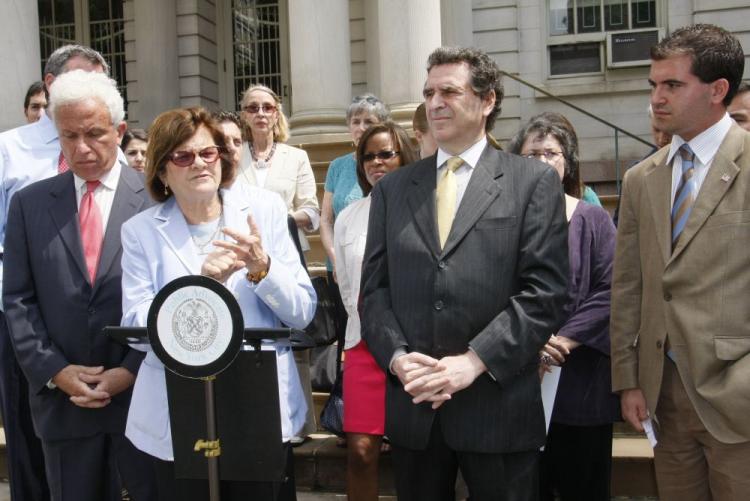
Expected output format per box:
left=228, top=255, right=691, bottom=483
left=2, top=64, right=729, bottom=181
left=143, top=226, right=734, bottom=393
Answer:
left=651, top=24, right=745, bottom=107
left=412, top=103, right=429, bottom=133
left=426, top=47, right=504, bottom=132
left=356, top=122, right=419, bottom=196
left=145, top=107, right=234, bottom=202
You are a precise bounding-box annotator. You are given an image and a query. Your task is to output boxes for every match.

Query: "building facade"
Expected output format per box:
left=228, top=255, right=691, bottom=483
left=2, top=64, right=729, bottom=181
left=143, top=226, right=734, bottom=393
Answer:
left=2, top=0, right=749, bottom=197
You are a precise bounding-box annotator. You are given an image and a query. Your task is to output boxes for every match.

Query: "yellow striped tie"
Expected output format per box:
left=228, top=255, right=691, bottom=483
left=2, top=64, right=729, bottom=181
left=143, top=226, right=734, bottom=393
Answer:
left=437, top=156, right=463, bottom=248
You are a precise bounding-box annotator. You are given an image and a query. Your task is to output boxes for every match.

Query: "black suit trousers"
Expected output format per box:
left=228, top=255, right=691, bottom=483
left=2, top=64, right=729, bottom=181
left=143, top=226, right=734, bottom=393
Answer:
left=0, top=311, right=49, bottom=501
left=41, top=433, right=157, bottom=501
left=391, top=413, right=539, bottom=501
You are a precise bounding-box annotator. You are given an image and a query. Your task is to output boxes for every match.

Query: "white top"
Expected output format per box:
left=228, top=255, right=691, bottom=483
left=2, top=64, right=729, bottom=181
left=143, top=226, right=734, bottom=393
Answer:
left=435, top=136, right=488, bottom=214
left=668, top=113, right=733, bottom=207
left=333, top=196, right=371, bottom=350
left=73, top=159, right=121, bottom=234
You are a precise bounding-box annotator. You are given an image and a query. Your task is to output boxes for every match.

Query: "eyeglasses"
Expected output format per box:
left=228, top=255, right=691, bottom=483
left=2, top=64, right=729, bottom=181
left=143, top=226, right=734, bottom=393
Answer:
left=361, top=150, right=400, bottom=163
left=242, top=103, right=277, bottom=114
left=522, top=150, right=564, bottom=161
left=168, top=146, right=223, bottom=167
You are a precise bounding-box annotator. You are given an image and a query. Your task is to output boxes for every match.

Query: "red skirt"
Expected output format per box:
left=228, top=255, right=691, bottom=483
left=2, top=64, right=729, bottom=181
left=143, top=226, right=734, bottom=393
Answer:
left=342, top=340, right=385, bottom=435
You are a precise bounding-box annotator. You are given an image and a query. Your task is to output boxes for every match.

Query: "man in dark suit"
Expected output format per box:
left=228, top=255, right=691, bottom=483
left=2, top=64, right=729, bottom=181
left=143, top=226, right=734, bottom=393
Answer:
left=3, top=69, right=156, bottom=500
left=361, top=47, right=569, bottom=500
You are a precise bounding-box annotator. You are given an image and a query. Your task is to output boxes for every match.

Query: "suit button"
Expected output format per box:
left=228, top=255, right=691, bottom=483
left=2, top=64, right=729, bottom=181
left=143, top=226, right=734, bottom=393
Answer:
left=88, top=307, right=96, bottom=315
left=434, top=300, right=444, bottom=311
left=656, top=340, right=663, bottom=349
left=438, top=261, right=446, bottom=269
left=664, top=292, right=672, bottom=301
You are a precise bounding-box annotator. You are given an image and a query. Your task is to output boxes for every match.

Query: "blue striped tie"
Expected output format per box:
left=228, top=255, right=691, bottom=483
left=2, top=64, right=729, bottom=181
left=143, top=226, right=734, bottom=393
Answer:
left=671, top=144, right=696, bottom=250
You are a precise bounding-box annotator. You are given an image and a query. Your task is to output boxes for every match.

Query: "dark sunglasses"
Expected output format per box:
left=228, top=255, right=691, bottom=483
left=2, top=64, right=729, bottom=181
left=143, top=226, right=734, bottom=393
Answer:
left=361, top=150, right=400, bottom=163
left=242, top=103, right=277, bottom=114
left=168, top=146, right=222, bottom=167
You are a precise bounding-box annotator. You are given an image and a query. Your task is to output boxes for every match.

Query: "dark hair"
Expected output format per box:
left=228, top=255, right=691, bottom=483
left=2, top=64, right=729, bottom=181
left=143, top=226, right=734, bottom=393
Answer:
left=121, top=128, right=148, bottom=151
left=507, top=112, right=581, bottom=198
left=23, top=81, right=45, bottom=110
left=736, top=81, right=750, bottom=97
left=412, top=103, right=429, bottom=133
left=145, top=107, right=234, bottom=202
left=212, top=110, right=244, bottom=140
left=651, top=24, right=745, bottom=107
left=426, top=47, right=504, bottom=132
left=356, top=122, right=418, bottom=196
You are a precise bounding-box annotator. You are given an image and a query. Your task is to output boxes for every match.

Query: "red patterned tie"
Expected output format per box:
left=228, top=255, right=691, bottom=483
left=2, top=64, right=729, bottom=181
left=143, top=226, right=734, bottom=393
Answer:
left=79, top=181, right=103, bottom=283
left=57, top=151, right=69, bottom=174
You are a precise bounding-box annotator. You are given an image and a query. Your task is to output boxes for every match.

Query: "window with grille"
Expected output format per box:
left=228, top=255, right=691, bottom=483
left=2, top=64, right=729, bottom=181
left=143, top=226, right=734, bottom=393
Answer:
left=38, top=0, right=127, bottom=109
left=220, top=0, right=289, bottom=111
left=547, top=0, right=658, bottom=76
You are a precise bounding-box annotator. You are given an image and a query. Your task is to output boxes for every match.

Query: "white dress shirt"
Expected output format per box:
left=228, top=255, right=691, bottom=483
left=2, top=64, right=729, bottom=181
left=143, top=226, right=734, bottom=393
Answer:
left=668, top=113, right=733, bottom=207
left=333, top=196, right=370, bottom=350
left=435, top=136, right=488, bottom=214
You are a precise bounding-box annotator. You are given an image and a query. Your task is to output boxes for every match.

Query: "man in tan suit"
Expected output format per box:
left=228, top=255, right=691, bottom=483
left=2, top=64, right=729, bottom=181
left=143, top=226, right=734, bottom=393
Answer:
left=611, top=24, right=750, bottom=501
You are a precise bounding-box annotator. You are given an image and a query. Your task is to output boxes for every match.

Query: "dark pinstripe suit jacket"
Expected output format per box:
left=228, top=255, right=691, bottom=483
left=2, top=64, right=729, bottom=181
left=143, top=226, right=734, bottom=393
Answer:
left=361, top=145, right=569, bottom=453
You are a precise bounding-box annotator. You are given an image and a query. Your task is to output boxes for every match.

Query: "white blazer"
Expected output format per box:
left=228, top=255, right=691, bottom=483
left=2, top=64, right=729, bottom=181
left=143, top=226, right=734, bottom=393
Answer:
left=120, top=183, right=316, bottom=460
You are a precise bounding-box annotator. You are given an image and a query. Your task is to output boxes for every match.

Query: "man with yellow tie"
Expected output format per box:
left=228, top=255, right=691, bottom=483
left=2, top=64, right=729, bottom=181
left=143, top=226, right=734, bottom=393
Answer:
left=360, top=47, right=569, bottom=501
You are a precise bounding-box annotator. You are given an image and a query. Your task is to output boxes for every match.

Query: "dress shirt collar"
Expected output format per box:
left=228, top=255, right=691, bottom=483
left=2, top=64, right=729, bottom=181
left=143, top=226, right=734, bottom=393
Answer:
left=38, top=113, right=59, bottom=144
left=73, top=158, right=121, bottom=194
left=667, top=113, right=733, bottom=167
left=436, top=135, right=488, bottom=170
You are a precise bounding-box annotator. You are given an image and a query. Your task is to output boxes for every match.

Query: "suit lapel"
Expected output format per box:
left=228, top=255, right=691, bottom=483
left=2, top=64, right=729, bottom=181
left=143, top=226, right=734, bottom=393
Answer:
left=669, top=127, right=743, bottom=263
left=644, top=150, right=672, bottom=264
left=93, top=165, right=147, bottom=293
left=441, top=146, right=503, bottom=257
left=406, top=158, right=440, bottom=258
left=154, top=198, right=203, bottom=275
left=263, top=144, right=287, bottom=186
left=48, top=172, right=90, bottom=283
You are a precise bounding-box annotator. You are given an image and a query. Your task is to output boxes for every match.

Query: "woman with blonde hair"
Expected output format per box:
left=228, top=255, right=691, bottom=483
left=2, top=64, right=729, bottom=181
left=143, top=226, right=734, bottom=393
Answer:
left=236, top=83, right=320, bottom=444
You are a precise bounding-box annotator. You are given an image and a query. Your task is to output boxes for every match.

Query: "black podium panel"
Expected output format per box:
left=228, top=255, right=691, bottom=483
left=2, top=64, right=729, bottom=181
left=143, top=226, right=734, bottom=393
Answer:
left=167, top=350, right=285, bottom=482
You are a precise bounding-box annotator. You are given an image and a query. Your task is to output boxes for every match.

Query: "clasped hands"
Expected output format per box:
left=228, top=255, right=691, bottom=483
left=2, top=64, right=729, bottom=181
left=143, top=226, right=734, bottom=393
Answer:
left=392, top=351, right=487, bottom=410
left=539, top=334, right=580, bottom=377
left=201, top=213, right=269, bottom=283
left=52, top=365, right=135, bottom=408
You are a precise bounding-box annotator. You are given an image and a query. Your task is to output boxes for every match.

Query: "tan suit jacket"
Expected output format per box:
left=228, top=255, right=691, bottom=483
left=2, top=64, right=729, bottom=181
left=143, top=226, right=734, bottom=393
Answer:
left=611, top=123, right=750, bottom=443
left=237, top=142, right=319, bottom=218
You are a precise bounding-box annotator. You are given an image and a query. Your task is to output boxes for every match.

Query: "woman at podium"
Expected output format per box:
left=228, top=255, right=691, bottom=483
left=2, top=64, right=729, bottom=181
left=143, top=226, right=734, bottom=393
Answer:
left=120, top=107, right=316, bottom=500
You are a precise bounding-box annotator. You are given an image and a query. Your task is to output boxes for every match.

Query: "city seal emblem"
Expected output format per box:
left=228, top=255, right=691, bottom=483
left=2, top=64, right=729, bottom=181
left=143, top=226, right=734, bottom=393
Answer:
left=172, top=297, right=219, bottom=352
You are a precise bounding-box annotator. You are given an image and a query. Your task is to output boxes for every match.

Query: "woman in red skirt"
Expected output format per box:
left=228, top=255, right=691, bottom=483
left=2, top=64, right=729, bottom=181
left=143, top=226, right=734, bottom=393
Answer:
left=333, top=122, right=418, bottom=501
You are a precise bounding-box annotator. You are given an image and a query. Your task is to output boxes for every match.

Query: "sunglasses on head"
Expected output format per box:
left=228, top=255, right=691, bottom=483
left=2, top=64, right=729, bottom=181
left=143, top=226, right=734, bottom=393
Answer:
left=361, top=150, right=400, bottom=163
left=168, top=146, right=222, bottom=167
left=242, top=103, right=277, bottom=114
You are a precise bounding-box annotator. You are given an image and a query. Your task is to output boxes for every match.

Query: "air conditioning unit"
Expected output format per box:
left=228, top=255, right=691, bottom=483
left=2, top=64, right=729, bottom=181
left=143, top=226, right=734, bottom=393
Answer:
left=606, top=28, right=665, bottom=68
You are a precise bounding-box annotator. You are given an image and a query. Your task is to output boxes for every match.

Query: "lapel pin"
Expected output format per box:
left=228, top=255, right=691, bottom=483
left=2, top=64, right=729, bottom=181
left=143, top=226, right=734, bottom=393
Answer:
left=721, top=174, right=731, bottom=182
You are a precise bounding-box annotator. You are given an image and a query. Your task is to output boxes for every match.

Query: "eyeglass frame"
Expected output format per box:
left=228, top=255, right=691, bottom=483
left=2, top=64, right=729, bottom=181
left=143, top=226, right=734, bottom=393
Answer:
left=241, top=103, right=278, bottom=114
left=521, top=150, right=564, bottom=161
left=167, top=145, right=224, bottom=167
left=361, top=150, right=400, bottom=163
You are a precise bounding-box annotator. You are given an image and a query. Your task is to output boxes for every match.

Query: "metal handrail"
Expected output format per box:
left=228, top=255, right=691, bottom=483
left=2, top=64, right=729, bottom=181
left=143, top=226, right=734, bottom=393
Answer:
left=501, top=71, right=655, bottom=194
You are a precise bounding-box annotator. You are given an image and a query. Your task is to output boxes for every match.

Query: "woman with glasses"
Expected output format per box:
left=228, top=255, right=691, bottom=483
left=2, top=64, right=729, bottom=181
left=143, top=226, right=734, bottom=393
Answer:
left=236, top=84, right=320, bottom=444
left=334, top=122, right=418, bottom=501
left=508, top=112, right=620, bottom=501
left=121, top=107, right=315, bottom=500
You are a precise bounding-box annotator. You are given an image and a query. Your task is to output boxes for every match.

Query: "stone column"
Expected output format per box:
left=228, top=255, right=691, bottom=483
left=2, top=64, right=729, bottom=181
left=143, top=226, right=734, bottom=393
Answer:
left=441, top=0, right=473, bottom=48
left=288, top=0, right=351, bottom=137
left=365, top=0, right=442, bottom=123
left=0, top=1, right=41, bottom=132
left=129, top=0, right=180, bottom=127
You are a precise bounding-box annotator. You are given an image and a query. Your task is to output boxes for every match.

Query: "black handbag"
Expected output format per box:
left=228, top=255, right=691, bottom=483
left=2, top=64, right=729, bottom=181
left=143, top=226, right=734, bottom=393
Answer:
left=319, top=340, right=345, bottom=436
left=305, top=276, right=338, bottom=346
